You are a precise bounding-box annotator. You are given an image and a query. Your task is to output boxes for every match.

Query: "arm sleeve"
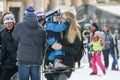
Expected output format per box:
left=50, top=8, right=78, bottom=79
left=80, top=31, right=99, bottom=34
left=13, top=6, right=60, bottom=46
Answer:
left=0, top=37, right=7, bottom=63
left=62, top=38, right=81, bottom=55
left=12, top=23, right=21, bottom=42
left=42, top=31, right=47, bottom=60
left=46, top=23, right=67, bottom=32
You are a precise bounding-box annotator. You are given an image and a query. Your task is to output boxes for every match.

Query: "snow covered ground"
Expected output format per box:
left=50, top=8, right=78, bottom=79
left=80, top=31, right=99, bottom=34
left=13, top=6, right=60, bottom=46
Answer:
left=41, top=50, right=120, bottom=80
left=68, top=56, right=120, bottom=80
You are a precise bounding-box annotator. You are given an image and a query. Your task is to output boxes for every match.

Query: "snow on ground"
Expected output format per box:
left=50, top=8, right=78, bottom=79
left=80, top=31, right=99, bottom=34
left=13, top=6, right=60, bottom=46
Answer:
left=68, top=58, right=120, bottom=80
left=42, top=52, right=120, bottom=80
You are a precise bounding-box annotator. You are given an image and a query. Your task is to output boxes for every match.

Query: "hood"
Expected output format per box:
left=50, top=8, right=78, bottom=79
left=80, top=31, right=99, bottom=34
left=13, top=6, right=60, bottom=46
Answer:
left=24, top=13, right=39, bottom=29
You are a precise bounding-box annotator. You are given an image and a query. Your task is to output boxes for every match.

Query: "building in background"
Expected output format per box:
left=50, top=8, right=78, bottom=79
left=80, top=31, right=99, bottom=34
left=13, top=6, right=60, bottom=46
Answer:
left=0, top=0, right=120, bottom=31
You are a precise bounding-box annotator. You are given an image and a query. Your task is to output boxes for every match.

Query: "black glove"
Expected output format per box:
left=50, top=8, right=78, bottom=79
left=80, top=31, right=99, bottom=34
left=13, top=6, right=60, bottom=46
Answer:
left=64, top=18, right=71, bottom=26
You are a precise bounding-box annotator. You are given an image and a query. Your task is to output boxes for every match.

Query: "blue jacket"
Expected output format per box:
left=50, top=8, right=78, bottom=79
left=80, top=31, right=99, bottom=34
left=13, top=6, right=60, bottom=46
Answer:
left=46, top=22, right=67, bottom=45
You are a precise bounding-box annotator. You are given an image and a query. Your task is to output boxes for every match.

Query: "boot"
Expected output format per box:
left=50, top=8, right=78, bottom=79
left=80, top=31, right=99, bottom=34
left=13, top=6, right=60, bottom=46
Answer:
left=103, top=70, right=106, bottom=75
left=54, top=59, right=67, bottom=70
left=90, top=72, right=97, bottom=75
left=111, top=67, right=119, bottom=71
left=45, top=62, right=54, bottom=70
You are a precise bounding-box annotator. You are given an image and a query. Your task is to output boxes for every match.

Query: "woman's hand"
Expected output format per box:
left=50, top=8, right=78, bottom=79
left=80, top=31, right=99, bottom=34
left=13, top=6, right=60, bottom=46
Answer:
left=52, top=42, right=62, bottom=50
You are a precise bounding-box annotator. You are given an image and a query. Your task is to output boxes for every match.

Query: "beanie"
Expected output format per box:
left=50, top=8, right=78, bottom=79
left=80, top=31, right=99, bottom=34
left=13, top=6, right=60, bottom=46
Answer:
left=24, top=6, right=35, bottom=16
left=3, top=14, right=15, bottom=24
left=35, top=11, right=45, bottom=20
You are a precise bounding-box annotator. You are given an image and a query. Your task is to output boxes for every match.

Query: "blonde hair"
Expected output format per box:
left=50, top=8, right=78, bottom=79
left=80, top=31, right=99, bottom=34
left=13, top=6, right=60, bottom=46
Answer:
left=63, top=11, right=81, bottom=43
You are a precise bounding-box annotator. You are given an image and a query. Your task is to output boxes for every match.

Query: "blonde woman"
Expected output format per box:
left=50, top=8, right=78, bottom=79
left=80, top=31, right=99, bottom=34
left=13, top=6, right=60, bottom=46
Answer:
left=52, top=11, right=82, bottom=80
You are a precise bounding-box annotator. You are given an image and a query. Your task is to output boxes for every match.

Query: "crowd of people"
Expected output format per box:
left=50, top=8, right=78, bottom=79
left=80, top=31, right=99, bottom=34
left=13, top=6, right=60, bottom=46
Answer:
left=0, top=6, right=119, bottom=80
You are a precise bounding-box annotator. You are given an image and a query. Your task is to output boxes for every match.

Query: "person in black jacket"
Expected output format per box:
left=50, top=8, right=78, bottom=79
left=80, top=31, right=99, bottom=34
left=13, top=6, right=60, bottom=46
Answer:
left=0, top=13, right=18, bottom=80
left=52, top=11, right=82, bottom=80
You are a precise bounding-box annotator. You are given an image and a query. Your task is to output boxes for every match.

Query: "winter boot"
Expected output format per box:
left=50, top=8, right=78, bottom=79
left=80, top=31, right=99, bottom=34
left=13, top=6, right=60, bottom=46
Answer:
left=90, top=72, right=97, bottom=75
left=103, top=70, right=106, bottom=75
left=111, top=67, right=119, bottom=71
left=45, top=62, right=54, bottom=70
left=54, top=59, right=67, bottom=70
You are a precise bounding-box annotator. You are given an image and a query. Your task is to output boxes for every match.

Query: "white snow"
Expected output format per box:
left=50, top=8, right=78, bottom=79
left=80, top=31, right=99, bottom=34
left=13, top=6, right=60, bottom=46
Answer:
left=42, top=52, right=120, bottom=80
left=68, top=57, right=120, bottom=80
left=68, top=40, right=120, bottom=80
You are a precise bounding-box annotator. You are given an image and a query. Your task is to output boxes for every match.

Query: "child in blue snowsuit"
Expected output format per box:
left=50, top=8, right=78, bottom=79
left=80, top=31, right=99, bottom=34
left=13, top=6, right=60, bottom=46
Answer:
left=45, top=10, right=68, bottom=69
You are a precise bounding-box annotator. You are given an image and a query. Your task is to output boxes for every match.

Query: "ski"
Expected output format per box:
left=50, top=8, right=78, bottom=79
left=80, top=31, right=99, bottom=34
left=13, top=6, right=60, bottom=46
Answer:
left=97, top=74, right=103, bottom=77
left=43, top=65, right=84, bottom=74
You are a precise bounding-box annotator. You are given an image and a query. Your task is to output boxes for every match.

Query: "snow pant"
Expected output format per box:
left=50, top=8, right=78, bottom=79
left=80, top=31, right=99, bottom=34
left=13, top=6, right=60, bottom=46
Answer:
left=48, top=50, right=65, bottom=61
left=102, top=49, right=110, bottom=69
left=91, top=51, right=106, bottom=73
left=1, top=66, right=18, bottom=80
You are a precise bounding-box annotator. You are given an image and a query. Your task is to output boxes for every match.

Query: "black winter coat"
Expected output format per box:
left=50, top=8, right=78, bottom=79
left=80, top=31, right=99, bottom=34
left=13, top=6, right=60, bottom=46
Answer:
left=61, top=30, right=81, bottom=78
left=0, top=28, right=18, bottom=69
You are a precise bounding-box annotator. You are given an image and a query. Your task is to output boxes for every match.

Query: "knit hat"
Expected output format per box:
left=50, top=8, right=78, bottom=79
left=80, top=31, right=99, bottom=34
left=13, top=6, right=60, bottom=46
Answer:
left=24, top=6, right=35, bottom=16
left=35, top=11, right=45, bottom=20
left=3, top=13, right=15, bottom=24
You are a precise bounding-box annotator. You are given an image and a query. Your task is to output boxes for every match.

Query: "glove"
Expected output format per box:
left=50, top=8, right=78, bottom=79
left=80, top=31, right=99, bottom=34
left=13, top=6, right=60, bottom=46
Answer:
left=64, top=18, right=71, bottom=26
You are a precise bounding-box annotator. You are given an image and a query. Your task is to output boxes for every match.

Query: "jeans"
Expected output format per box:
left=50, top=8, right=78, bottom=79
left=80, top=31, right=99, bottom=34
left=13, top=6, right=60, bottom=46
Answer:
left=18, top=64, right=40, bottom=80
left=110, top=49, right=118, bottom=67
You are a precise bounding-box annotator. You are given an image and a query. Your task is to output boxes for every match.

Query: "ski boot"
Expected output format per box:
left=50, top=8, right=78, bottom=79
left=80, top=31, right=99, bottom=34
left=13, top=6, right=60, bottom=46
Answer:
left=54, top=59, right=67, bottom=71
left=90, top=72, right=97, bottom=75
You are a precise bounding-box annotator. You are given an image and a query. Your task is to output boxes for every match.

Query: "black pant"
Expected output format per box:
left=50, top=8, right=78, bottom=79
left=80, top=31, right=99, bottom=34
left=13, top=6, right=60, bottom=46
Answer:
left=102, top=49, right=110, bottom=69
left=53, top=73, right=68, bottom=80
left=0, top=65, right=2, bottom=80
left=1, top=67, right=18, bottom=80
left=45, top=74, right=54, bottom=80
